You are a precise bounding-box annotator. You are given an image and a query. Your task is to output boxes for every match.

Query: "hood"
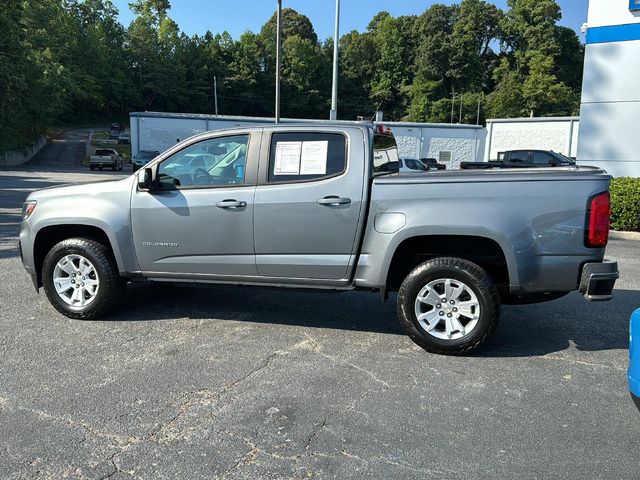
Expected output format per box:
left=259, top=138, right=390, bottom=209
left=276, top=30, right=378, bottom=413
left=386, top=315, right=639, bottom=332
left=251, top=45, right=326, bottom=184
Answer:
left=27, top=176, right=135, bottom=202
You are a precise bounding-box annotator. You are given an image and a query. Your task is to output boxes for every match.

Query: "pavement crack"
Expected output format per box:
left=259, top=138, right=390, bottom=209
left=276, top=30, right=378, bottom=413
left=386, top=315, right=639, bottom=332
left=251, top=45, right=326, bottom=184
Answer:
left=150, top=350, right=287, bottom=443
left=538, top=353, right=626, bottom=371
left=298, top=333, right=392, bottom=388
left=305, top=417, right=327, bottom=450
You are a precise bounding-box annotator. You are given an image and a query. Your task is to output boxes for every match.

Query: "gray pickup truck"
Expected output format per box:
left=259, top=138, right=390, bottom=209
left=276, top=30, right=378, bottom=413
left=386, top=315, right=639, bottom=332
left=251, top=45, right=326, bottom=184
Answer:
left=19, top=124, right=618, bottom=354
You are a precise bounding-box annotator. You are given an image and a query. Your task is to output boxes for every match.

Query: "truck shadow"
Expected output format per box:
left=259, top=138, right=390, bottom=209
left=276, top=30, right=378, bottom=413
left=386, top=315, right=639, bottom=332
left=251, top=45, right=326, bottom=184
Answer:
left=115, top=283, right=636, bottom=357
left=480, top=289, right=637, bottom=357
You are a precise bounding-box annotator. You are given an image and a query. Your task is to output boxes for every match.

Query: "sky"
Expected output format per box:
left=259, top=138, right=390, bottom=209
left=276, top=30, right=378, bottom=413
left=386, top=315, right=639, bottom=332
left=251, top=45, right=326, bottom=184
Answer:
left=112, top=0, right=589, bottom=40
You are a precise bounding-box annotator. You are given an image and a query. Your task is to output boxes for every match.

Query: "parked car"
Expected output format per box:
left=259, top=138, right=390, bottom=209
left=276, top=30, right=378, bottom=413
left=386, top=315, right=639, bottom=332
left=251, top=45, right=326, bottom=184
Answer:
left=89, top=148, right=123, bottom=171
left=460, top=150, right=576, bottom=170
left=109, top=123, right=122, bottom=140
left=399, top=158, right=429, bottom=173
left=132, top=150, right=160, bottom=171
left=630, top=309, right=640, bottom=409
left=117, top=132, right=130, bottom=145
left=19, top=124, right=618, bottom=355
left=421, top=158, right=447, bottom=171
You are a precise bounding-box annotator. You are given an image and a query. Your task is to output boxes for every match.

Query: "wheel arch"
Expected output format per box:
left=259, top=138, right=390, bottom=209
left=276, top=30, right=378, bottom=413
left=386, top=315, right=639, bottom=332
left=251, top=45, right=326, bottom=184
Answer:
left=384, top=233, right=516, bottom=296
left=33, top=223, right=121, bottom=289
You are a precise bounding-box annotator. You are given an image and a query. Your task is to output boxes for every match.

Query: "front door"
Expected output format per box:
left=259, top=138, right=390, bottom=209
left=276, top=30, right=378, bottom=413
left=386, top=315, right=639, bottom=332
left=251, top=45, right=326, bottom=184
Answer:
left=131, top=132, right=259, bottom=277
left=253, top=130, right=365, bottom=281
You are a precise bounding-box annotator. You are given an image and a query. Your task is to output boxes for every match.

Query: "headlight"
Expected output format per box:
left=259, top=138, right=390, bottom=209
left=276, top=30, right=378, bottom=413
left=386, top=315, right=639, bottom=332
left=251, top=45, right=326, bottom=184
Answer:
left=22, top=201, right=37, bottom=220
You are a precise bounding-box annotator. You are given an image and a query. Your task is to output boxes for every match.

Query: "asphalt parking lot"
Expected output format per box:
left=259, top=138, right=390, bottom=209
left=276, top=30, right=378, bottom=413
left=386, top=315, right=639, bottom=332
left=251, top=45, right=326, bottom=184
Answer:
left=1, top=141, right=639, bottom=479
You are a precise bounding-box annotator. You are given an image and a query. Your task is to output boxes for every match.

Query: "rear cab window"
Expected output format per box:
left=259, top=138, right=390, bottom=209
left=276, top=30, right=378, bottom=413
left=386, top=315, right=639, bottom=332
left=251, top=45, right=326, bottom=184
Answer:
left=268, top=132, right=347, bottom=183
left=372, top=133, right=400, bottom=175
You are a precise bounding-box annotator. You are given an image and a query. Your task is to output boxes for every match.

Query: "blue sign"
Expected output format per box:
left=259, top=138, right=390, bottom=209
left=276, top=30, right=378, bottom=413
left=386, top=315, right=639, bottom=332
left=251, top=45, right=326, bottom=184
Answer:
left=631, top=0, right=640, bottom=11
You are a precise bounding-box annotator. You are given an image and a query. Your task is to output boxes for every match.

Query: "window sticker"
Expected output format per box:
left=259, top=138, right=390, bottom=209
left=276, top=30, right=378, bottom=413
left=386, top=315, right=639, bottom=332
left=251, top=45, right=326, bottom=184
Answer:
left=274, top=141, right=302, bottom=175
left=300, top=141, right=329, bottom=175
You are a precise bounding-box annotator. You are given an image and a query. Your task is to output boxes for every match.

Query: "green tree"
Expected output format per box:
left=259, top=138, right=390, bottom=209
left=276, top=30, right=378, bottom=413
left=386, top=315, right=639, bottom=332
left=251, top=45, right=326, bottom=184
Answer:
left=338, top=30, right=378, bottom=119
left=489, top=0, right=576, bottom=117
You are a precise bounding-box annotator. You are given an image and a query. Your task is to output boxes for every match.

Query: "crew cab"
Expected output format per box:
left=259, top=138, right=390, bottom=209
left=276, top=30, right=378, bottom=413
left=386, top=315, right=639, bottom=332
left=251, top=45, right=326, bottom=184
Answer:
left=19, top=124, right=619, bottom=354
left=89, top=149, right=123, bottom=171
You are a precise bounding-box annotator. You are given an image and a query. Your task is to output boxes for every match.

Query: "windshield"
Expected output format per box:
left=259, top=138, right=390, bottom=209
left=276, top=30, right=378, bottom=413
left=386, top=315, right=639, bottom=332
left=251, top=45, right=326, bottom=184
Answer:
left=373, top=134, right=399, bottom=175
left=95, top=149, right=113, bottom=156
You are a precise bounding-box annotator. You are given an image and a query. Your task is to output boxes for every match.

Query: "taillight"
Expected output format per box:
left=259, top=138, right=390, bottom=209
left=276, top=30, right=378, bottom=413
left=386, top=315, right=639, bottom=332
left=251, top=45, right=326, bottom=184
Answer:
left=586, top=192, right=611, bottom=248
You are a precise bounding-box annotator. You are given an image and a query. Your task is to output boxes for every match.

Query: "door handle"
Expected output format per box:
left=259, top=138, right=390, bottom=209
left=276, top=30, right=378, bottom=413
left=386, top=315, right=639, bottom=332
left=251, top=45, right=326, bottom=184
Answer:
left=216, top=199, right=247, bottom=209
left=317, top=196, right=351, bottom=206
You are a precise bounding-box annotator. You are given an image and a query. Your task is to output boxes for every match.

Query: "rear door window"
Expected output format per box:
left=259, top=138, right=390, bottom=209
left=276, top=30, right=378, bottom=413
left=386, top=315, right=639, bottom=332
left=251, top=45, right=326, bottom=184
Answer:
left=508, top=151, right=529, bottom=163
left=268, top=133, right=347, bottom=183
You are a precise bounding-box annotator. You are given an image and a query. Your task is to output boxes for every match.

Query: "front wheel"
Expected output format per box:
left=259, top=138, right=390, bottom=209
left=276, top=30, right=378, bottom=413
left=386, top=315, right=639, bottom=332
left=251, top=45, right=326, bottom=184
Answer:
left=42, top=238, right=125, bottom=319
left=397, top=257, right=500, bottom=355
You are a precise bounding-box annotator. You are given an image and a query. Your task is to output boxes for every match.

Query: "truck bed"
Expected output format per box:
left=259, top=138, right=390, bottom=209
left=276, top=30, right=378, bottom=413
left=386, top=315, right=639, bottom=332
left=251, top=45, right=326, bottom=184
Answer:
left=355, top=165, right=611, bottom=296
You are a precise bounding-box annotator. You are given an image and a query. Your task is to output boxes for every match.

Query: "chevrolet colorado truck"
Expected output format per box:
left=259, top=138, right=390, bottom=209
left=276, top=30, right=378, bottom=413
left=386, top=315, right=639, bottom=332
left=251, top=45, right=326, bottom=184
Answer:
left=19, top=124, right=619, bottom=354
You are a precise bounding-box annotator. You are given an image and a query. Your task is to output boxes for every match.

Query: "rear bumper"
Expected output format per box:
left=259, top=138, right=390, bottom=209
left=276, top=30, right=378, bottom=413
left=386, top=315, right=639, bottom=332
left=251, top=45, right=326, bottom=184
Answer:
left=90, top=161, right=116, bottom=167
left=578, top=260, right=618, bottom=301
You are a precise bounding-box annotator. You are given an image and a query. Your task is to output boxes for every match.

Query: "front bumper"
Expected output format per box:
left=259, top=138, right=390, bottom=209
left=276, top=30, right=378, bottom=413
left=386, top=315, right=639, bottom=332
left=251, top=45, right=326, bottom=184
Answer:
left=578, top=260, right=618, bottom=302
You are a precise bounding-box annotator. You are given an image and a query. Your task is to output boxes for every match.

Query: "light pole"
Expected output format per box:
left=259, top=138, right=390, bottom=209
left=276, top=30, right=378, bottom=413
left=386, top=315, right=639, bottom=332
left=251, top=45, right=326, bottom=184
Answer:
left=214, top=75, right=218, bottom=116
left=275, top=0, right=282, bottom=123
left=330, top=0, right=340, bottom=120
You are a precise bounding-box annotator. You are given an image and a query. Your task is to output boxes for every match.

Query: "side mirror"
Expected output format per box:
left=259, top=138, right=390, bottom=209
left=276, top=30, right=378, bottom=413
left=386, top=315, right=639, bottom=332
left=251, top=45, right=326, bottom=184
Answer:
left=138, top=167, right=154, bottom=192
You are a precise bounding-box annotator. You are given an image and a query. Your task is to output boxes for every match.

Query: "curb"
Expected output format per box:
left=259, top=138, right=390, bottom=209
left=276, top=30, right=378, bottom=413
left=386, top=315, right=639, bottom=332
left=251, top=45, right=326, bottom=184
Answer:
left=610, top=230, right=640, bottom=241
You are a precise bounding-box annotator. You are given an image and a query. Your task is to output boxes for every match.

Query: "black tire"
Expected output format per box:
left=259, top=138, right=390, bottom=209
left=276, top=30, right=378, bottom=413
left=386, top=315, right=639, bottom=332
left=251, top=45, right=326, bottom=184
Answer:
left=397, top=257, right=500, bottom=355
left=42, top=238, right=126, bottom=319
left=112, top=165, right=117, bottom=171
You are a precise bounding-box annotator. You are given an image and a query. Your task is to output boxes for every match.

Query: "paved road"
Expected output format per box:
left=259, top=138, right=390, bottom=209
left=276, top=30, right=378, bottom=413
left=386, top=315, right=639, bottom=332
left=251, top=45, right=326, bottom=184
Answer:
left=0, top=156, right=639, bottom=479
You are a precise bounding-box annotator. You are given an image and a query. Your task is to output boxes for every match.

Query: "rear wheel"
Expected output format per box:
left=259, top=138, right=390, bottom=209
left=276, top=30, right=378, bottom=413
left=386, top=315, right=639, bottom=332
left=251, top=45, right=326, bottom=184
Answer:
left=397, top=257, right=500, bottom=355
left=42, top=238, right=125, bottom=319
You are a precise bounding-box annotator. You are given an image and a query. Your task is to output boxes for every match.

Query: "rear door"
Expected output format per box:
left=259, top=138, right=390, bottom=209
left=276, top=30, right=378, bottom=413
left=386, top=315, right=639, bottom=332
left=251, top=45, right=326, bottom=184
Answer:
left=253, top=128, right=367, bottom=282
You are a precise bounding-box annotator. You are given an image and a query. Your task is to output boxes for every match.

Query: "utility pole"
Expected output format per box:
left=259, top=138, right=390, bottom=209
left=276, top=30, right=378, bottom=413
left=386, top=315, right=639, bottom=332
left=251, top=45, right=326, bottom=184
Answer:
left=214, top=76, right=218, bottom=116
left=451, top=89, right=455, bottom=124
left=476, top=95, right=482, bottom=125
left=330, top=0, right=340, bottom=120
left=275, top=0, right=282, bottom=123
left=459, top=92, right=463, bottom=124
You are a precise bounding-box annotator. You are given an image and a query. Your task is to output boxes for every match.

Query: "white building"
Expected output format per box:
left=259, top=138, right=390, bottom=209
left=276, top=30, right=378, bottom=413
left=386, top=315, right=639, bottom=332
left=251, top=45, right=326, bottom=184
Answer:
left=484, top=117, right=579, bottom=161
left=577, top=0, right=640, bottom=176
left=130, top=112, right=486, bottom=170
